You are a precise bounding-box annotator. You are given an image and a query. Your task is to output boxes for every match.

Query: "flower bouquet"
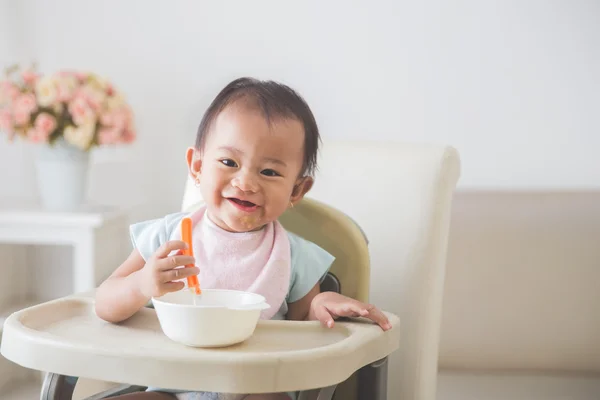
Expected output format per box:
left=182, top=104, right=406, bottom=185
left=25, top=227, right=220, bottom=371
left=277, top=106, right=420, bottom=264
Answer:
left=0, top=65, right=135, bottom=150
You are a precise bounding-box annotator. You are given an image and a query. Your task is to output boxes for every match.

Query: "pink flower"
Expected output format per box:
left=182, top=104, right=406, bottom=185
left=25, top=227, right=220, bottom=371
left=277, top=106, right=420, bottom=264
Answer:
left=0, top=81, right=20, bottom=105
left=13, top=110, right=31, bottom=126
left=12, top=93, right=37, bottom=126
left=99, top=110, right=114, bottom=126
left=14, top=112, right=28, bottom=126
left=102, top=108, right=128, bottom=130
left=34, top=112, right=57, bottom=136
left=21, top=70, right=39, bottom=85
left=0, top=109, right=14, bottom=134
left=98, top=127, right=120, bottom=145
left=122, top=129, right=136, bottom=143
left=14, top=93, right=37, bottom=113
left=76, top=85, right=105, bottom=111
left=56, top=80, right=75, bottom=102
left=68, top=96, right=95, bottom=125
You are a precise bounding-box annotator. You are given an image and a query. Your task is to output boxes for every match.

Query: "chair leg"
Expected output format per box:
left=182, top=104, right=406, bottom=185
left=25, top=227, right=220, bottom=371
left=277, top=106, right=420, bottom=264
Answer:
left=39, top=372, right=147, bottom=400
left=297, top=385, right=336, bottom=400
left=357, top=357, right=388, bottom=400
left=316, top=385, right=337, bottom=400
left=81, top=384, right=148, bottom=400
left=40, top=373, right=78, bottom=400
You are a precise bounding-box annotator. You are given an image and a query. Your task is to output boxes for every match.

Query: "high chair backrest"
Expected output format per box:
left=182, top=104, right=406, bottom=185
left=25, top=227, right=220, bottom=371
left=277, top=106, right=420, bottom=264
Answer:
left=181, top=139, right=461, bottom=400
left=279, top=198, right=370, bottom=302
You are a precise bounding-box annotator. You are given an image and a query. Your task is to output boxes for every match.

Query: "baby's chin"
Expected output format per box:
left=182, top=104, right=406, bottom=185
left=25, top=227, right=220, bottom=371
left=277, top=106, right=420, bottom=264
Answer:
left=225, top=214, right=267, bottom=233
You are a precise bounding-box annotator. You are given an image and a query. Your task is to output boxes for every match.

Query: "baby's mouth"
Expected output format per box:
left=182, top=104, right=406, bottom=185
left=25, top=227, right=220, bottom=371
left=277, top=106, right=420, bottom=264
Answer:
left=227, top=198, right=259, bottom=212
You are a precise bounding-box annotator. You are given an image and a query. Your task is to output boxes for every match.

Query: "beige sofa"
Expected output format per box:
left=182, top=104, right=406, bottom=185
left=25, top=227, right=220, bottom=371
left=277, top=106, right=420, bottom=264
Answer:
left=437, top=191, right=600, bottom=399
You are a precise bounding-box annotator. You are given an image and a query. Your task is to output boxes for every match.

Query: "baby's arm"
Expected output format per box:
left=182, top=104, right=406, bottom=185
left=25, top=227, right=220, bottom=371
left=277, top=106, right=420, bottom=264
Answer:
left=286, top=284, right=320, bottom=321
left=95, top=248, right=151, bottom=323
left=95, top=240, right=198, bottom=323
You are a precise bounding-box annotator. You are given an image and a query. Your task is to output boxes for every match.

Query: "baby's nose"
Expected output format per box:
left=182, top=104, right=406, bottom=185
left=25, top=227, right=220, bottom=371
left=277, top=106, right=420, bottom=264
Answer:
left=231, top=174, right=258, bottom=193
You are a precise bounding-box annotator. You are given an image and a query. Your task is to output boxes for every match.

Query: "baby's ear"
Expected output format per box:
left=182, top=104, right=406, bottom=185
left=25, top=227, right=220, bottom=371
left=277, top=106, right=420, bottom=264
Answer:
left=186, top=147, right=202, bottom=179
left=290, top=176, right=314, bottom=204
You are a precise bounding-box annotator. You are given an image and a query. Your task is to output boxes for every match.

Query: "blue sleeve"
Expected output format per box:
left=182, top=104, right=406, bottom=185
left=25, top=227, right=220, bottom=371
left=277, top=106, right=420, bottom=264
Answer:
left=129, top=212, right=188, bottom=261
left=287, top=232, right=335, bottom=303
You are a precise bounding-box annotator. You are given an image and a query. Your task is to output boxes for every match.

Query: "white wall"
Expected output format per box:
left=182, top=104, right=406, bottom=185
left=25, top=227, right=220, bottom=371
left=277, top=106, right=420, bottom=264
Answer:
left=426, top=0, right=600, bottom=190
left=0, top=0, right=41, bottom=205
left=0, top=0, right=599, bottom=220
left=0, top=1, right=15, bottom=64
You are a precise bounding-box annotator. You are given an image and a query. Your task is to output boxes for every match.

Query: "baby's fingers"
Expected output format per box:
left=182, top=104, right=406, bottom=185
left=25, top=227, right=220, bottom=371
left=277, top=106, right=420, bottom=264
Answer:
left=335, top=303, right=391, bottom=331
left=162, top=266, right=200, bottom=282
left=314, top=304, right=336, bottom=328
left=157, top=254, right=195, bottom=271
left=153, top=240, right=188, bottom=259
left=364, top=306, right=392, bottom=331
left=330, top=303, right=366, bottom=319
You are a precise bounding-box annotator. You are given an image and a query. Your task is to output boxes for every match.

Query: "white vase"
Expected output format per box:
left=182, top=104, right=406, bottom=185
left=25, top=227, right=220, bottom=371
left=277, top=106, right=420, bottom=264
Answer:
left=34, top=138, right=90, bottom=211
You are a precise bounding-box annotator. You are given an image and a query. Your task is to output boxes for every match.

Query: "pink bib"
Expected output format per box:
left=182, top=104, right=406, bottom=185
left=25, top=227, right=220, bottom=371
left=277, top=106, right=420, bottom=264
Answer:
left=177, top=206, right=291, bottom=320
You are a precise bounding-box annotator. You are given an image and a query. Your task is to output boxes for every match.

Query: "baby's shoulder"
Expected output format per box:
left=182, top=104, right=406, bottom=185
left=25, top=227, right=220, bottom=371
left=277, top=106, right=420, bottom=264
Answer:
left=129, top=211, right=189, bottom=261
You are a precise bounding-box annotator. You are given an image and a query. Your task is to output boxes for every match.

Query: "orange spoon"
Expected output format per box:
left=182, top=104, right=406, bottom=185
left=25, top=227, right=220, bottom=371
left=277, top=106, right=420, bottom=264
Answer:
left=181, top=217, right=201, bottom=295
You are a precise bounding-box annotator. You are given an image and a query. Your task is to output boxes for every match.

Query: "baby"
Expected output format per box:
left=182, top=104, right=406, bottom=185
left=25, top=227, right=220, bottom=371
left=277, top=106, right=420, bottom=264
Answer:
left=95, top=77, right=390, bottom=400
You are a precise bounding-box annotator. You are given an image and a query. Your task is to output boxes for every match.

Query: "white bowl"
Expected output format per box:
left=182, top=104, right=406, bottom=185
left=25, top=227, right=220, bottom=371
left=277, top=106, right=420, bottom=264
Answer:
left=152, top=289, right=270, bottom=347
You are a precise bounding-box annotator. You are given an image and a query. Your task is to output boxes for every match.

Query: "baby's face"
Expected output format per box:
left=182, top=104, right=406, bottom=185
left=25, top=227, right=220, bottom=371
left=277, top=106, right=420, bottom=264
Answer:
left=195, top=104, right=306, bottom=232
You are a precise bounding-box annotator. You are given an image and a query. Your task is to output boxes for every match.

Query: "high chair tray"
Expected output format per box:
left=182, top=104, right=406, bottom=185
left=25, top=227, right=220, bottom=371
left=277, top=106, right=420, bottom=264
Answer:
left=1, top=291, right=400, bottom=394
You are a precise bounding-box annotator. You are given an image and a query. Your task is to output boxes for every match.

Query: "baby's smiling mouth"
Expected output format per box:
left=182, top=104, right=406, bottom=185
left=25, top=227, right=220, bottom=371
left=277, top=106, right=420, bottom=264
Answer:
left=227, top=197, right=259, bottom=212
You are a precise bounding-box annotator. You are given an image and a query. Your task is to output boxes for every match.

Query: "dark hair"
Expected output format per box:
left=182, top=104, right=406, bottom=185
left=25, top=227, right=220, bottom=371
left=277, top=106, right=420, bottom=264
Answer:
left=195, top=77, right=320, bottom=177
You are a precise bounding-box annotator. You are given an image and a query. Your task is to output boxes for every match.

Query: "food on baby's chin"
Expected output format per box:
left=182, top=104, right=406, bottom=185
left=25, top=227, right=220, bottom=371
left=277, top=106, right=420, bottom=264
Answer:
left=239, top=215, right=257, bottom=229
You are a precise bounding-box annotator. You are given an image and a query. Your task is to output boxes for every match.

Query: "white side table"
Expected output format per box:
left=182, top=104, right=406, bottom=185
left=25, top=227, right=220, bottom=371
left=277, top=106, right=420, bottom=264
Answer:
left=0, top=205, right=130, bottom=397
left=0, top=206, right=129, bottom=311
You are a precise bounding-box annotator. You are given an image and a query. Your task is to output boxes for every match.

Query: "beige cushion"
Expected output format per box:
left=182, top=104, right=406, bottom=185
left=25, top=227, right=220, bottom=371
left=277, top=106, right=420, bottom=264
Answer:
left=439, top=191, right=600, bottom=373
left=437, top=371, right=600, bottom=400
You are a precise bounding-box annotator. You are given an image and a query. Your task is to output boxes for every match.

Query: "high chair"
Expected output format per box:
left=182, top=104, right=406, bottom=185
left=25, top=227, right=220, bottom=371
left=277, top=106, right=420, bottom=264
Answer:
left=0, top=139, right=460, bottom=400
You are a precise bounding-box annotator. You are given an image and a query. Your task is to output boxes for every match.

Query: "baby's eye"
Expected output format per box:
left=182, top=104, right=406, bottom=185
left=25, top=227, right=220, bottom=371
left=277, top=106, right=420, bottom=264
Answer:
left=261, top=169, right=281, bottom=177
left=220, top=159, right=238, bottom=168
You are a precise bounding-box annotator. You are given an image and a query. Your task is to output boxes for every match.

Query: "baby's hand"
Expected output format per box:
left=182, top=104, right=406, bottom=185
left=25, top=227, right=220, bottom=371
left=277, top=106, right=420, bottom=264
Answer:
left=136, top=240, right=199, bottom=299
left=310, top=292, right=392, bottom=331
